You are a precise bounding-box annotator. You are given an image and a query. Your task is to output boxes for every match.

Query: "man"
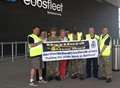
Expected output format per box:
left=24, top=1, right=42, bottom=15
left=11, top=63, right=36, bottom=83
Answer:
left=47, top=28, right=61, bottom=81
left=40, top=31, right=48, bottom=80
left=86, top=27, right=99, bottom=78
left=67, top=31, right=73, bottom=41
left=41, top=31, right=47, bottom=41
left=69, top=32, right=86, bottom=80
left=99, top=26, right=112, bottom=83
left=28, top=26, right=47, bottom=86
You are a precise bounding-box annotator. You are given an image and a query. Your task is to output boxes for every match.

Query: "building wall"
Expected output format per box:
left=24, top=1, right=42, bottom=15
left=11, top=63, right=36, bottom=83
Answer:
left=0, top=0, right=118, bottom=41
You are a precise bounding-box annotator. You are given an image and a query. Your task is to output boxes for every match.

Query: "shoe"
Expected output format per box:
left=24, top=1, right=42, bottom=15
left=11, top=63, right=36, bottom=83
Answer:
left=71, top=73, right=78, bottom=79
left=29, top=82, right=38, bottom=87
left=55, top=76, right=61, bottom=81
left=38, top=80, right=47, bottom=84
left=106, top=78, right=112, bottom=83
left=98, top=77, right=106, bottom=80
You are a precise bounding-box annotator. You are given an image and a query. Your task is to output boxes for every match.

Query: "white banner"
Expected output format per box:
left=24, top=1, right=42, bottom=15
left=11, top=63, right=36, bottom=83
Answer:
left=42, top=39, right=99, bottom=61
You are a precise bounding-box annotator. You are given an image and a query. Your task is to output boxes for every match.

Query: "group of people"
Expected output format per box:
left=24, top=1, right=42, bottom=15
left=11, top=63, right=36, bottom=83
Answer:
left=27, top=26, right=112, bottom=86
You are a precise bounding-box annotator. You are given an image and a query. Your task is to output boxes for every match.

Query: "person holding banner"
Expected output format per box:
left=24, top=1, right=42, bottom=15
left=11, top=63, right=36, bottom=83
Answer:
left=99, top=26, right=112, bottom=83
left=67, top=31, right=73, bottom=41
left=86, top=27, right=99, bottom=78
left=69, top=32, right=86, bottom=80
left=40, top=31, right=48, bottom=80
left=47, top=28, right=61, bottom=81
left=41, top=31, right=47, bottom=41
left=59, top=29, right=68, bottom=80
left=28, top=26, right=47, bottom=86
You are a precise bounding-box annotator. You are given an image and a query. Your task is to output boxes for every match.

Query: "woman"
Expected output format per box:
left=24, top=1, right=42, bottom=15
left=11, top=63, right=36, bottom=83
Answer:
left=59, top=29, right=68, bottom=80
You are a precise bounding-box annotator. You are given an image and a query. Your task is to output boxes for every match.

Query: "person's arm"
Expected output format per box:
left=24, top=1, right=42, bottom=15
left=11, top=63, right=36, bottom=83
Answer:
left=100, top=37, right=110, bottom=55
left=28, top=37, right=42, bottom=47
left=30, top=42, right=42, bottom=47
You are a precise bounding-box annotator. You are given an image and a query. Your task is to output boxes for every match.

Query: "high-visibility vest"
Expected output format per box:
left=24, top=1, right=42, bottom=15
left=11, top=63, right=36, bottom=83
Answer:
left=77, top=32, right=82, bottom=41
left=68, top=33, right=73, bottom=41
left=99, top=34, right=111, bottom=57
left=68, top=32, right=82, bottom=41
left=28, top=34, right=43, bottom=57
left=86, top=34, right=99, bottom=40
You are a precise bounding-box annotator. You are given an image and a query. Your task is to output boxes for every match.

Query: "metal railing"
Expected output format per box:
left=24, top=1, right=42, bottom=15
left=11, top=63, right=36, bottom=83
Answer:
left=0, top=39, right=120, bottom=71
left=0, top=42, right=28, bottom=62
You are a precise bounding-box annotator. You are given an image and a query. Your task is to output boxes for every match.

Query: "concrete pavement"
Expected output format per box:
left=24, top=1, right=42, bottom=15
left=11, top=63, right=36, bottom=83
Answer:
left=0, top=57, right=120, bottom=88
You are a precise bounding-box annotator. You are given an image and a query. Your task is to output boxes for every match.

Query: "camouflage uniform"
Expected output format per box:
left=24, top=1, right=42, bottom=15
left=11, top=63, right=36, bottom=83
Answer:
left=69, top=33, right=86, bottom=79
left=46, top=36, right=59, bottom=77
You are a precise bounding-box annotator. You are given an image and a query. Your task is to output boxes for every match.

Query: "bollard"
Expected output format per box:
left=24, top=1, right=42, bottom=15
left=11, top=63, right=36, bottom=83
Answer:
left=112, top=45, right=120, bottom=71
left=117, top=45, right=120, bottom=70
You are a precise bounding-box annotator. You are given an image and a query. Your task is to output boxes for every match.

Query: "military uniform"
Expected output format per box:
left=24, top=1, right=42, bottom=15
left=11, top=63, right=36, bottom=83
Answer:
left=68, top=32, right=86, bottom=79
left=99, top=34, right=112, bottom=82
left=46, top=36, right=60, bottom=80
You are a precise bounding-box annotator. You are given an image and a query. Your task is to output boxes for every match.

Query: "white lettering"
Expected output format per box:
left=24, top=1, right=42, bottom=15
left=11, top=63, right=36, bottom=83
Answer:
left=24, top=0, right=30, bottom=5
left=31, top=0, right=36, bottom=7
left=23, top=0, right=63, bottom=12
left=42, top=1, right=48, bottom=9
left=37, top=0, right=42, bottom=8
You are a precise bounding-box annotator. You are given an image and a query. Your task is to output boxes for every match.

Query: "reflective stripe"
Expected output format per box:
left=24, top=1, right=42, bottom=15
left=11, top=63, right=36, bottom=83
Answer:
left=99, top=34, right=111, bottom=56
left=28, top=34, right=43, bottom=57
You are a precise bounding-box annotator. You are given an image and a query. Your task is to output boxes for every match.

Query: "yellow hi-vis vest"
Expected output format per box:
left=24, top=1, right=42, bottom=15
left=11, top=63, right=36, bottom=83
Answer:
left=68, top=32, right=82, bottom=41
left=99, top=34, right=111, bottom=57
left=68, top=33, right=73, bottom=41
left=77, top=32, right=82, bottom=41
left=28, top=34, right=43, bottom=57
left=86, top=34, right=99, bottom=40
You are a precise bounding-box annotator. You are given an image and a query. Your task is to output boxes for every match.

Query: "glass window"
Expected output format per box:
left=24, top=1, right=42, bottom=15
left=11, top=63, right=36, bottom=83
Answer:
left=119, top=8, right=120, bottom=28
left=119, top=8, right=120, bottom=38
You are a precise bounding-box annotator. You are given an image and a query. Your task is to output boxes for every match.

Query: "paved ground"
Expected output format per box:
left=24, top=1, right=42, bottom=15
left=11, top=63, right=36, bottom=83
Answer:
left=0, top=57, right=120, bottom=88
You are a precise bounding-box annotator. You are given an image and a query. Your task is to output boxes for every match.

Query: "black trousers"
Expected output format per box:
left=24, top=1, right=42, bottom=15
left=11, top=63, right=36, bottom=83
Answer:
left=86, top=58, right=98, bottom=78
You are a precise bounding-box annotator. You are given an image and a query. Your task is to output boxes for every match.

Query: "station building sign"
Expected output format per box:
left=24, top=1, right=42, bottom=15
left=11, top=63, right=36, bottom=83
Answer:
left=23, top=0, right=63, bottom=16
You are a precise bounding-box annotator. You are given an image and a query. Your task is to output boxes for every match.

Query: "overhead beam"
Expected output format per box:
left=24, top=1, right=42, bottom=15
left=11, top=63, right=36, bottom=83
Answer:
left=105, top=0, right=120, bottom=7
